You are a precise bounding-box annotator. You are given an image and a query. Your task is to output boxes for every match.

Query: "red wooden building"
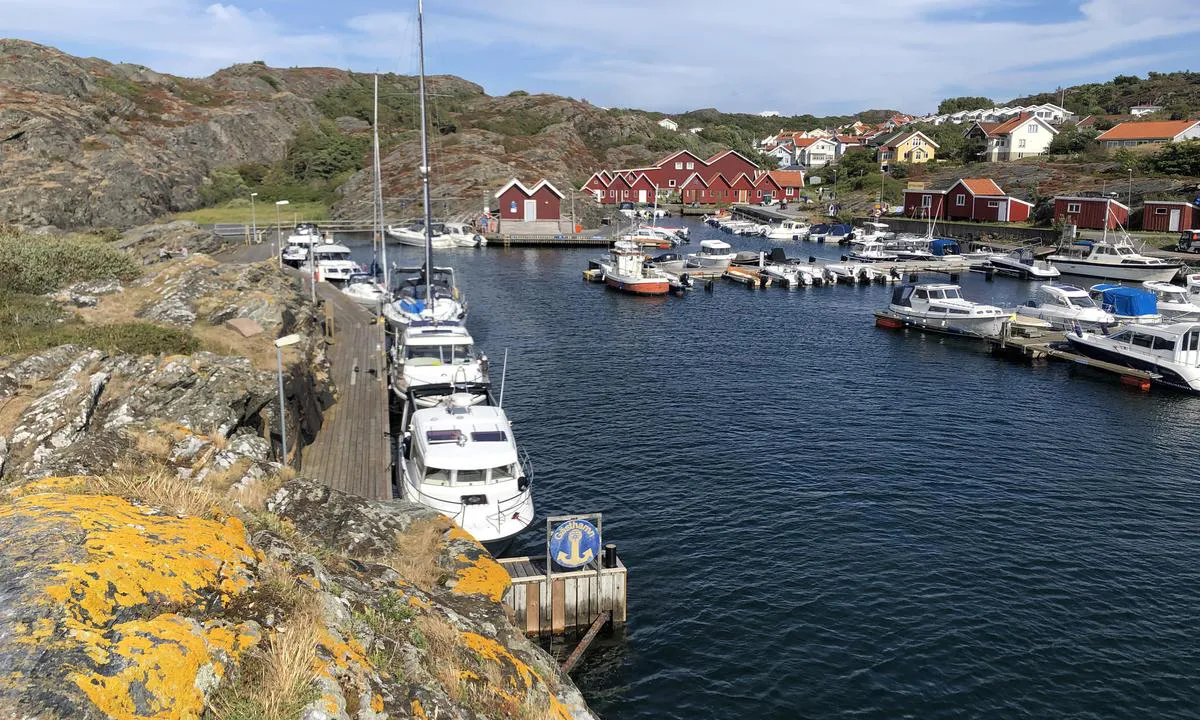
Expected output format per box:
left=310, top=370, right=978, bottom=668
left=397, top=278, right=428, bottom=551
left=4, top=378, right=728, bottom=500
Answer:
left=1142, top=200, right=1198, bottom=232
left=753, top=174, right=783, bottom=202
left=1053, top=196, right=1129, bottom=230
left=494, top=178, right=563, bottom=221
left=902, top=187, right=947, bottom=218
left=581, top=148, right=762, bottom=204
left=767, top=170, right=805, bottom=200
left=705, top=150, right=760, bottom=181
left=943, top=179, right=1032, bottom=223
left=680, top=173, right=711, bottom=204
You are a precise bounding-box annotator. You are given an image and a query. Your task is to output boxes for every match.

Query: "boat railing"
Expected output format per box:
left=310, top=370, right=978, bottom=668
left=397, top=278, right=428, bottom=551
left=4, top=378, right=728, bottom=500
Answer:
left=408, top=485, right=466, bottom=523
left=489, top=486, right=532, bottom=533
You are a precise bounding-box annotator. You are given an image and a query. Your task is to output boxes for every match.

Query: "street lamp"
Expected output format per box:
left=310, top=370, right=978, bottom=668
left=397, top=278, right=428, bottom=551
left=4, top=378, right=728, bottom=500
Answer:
left=249, top=192, right=258, bottom=247
left=1127, top=168, right=1133, bottom=212
left=274, top=199, right=290, bottom=267
left=274, top=333, right=303, bottom=463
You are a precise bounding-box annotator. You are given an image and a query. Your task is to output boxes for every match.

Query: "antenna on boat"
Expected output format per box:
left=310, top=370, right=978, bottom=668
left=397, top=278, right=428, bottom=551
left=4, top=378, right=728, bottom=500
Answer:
left=374, top=73, right=390, bottom=292
left=498, top=348, right=508, bottom=408
left=417, top=0, right=433, bottom=319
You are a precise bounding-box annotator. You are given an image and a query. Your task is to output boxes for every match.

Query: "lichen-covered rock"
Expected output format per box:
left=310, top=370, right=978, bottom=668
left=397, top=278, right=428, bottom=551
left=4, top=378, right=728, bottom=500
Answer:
left=268, top=480, right=442, bottom=556
left=0, top=488, right=261, bottom=717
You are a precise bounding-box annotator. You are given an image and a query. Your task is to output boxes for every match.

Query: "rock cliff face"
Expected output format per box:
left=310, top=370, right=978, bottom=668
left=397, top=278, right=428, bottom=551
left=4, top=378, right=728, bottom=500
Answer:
left=0, top=252, right=599, bottom=719
left=0, top=39, right=728, bottom=230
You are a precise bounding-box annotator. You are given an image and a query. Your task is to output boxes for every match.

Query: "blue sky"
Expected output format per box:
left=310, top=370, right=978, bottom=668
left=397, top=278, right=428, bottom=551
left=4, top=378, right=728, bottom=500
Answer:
left=2, top=0, right=1200, bottom=116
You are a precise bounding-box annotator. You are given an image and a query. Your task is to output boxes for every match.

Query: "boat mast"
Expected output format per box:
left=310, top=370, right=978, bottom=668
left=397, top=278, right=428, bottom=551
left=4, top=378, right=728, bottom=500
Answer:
left=417, top=0, right=433, bottom=310
left=373, top=74, right=389, bottom=290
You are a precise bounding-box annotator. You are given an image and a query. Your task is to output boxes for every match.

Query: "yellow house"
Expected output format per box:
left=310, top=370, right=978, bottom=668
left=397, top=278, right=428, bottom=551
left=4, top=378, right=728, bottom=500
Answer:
left=878, top=130, right=939, bottom=171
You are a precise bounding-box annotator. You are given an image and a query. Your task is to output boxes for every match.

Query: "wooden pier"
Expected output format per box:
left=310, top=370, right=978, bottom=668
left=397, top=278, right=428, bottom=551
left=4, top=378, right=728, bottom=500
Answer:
left=875, top=311, right=1160, bottom=391
left=497, top=554, right=627, bottom=637
left=299, top=284, right=392, bottom=499
left=484, top=234, right=613, bottom=247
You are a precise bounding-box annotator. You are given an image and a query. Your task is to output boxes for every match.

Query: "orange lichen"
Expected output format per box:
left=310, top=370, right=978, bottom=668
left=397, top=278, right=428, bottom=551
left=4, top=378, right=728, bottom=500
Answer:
left=411, top=698, right=428, bottom=719
left=371, top=693, right=384, bottom=712
left=451, top=553, right=510, bottom=602
left=2, top=476, right=87, bottom=499
left=72, top=614, right=258, bottom=719
left=461, top=632, right=573, bottom=720
left=446, top=526, right=476, bottom=543
left=1, top=493, right=260, bottom=626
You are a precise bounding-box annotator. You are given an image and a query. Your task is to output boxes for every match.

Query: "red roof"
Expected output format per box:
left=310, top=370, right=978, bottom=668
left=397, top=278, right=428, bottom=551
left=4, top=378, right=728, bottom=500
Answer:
left=957, top=178, right=1005, bottom=196
left=768, top=170, right=805, bottom=187
left=988, top=113, right=1033, bottom=136
left=1096, top=120, right=1200, bottom=141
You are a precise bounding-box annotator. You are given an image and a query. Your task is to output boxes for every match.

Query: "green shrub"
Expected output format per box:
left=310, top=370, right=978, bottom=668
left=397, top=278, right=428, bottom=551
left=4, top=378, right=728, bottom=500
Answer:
left=0, top=293, right=197, bottom=356
left=0, top=231, right=141, bottom=295
left=200, top=168, right=250, bottom=206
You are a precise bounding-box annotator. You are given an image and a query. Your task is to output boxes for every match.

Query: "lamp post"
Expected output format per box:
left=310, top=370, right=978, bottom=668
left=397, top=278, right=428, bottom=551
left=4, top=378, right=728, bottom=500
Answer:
left=274, top=199, right=290, bottom=267
left=1127, top=168, right=1133, bottom=212
left=249, top=192, right=258, bottom=247
left=274, top=333, right=303, bottom=463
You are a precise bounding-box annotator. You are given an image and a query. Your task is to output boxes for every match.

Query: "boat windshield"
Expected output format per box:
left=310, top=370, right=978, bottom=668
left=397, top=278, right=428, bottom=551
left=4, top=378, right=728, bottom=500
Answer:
left=406, top=343, right=475, bottom=365
left=1158, top=287, right=1187, bottom=300
left=1116, top=246, right=1135, bottom=256
left=1067, top=295, right=1097, bottom=308
left=942, top=288, right=962, bottom=299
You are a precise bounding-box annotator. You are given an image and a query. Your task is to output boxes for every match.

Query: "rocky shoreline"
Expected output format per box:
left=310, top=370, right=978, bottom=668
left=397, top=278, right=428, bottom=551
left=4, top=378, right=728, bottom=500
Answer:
left=0, top=244, right=598, bottom=719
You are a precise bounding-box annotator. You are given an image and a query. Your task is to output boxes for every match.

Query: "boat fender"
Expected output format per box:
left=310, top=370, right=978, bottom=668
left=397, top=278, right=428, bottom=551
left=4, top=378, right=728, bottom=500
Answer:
left=808, top=256, right=816, bottom=264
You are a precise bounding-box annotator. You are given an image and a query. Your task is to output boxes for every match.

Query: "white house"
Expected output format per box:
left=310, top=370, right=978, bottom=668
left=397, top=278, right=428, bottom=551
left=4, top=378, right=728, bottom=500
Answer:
left=764, top=143, right=798, bottom=168
left=657, top=118, right=679, bottom=132
left=965, top=113, right=1059, bottom=161
left=758, top=110, right=781, bottom=117
left=1130, top=104, right=1163, bottom=117
left=688, top=127, right=704, bottom=134
left=795, top=137, right=838, bottom=169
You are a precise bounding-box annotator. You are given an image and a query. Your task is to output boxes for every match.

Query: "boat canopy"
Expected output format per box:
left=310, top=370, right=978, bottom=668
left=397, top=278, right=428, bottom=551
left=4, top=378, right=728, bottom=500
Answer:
left=891, top=285, right=915, bottom=307
left=930, top=239, right=961, bottom=256
left=767, top=248, right=788, bottom=263
left=829, top=223, right=852, bottom=234
left=700, top=239, right=732, bottom=251
left=1092, top=284, right=1157, bottom=316
left=810, top=223, right=831, bottom=234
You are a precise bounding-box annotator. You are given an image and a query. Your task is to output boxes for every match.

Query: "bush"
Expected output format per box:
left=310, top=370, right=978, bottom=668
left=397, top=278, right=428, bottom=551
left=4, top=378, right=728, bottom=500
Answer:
left=1147, top=140, right=1200, bottom=176
left=0, top=231, right=141, bottom=295
left=0, top=293, right=198, bottom=356
left=199, top=168, right=250, bottom=206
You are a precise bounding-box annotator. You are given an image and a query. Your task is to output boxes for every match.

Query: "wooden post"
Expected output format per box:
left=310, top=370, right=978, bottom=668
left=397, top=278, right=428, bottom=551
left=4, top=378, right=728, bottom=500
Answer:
left=560, top=611, right=611, bottom=674
left=551, top=578, right=566, bottom=634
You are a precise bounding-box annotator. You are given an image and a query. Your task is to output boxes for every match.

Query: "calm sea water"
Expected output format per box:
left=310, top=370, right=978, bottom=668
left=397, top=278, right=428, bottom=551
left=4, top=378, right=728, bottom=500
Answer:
left=355, top=220, right=1200, bottom=720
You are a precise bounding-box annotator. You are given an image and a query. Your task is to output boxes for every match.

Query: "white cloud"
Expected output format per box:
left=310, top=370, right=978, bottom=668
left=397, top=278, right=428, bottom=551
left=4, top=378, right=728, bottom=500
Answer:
left=0, top=0, right=1198, bottom=113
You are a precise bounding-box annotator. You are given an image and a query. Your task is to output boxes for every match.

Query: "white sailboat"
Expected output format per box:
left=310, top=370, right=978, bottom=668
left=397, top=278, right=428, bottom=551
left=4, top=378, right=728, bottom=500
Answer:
left=344, top=74, right=391, bottom=308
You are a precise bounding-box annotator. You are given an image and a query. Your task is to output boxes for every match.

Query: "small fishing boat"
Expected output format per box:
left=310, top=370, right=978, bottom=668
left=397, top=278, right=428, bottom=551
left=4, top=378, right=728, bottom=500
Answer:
left=888, top=283, right=1008, bottom=336
left=1089, top=284, right=1162, bottom=325
left=623, top=227, right=678, bottom=248
left=984, top=248, right=1061, bottom=279
left=686, top=239, right=737, bottom=271
left=848, top=240, right=899, bottom=263
left=766, top=219, right=809, bottom=241
left=644, top=251, right=686, bottom=274
left=297, top=243, right=363, bottom=283
left=645, top=224, right=689, bottom=241
left=855, top=221, right=895, bottom=243
left=1143, top=281, right=1200, bottom=321
left=1018, top=284, right=1115, bottom=329
left=444, top=222, right=486, bottom=247
left=825, top=223, right=853, bottom=245
left=1066, top=322, right=1200, bottom=394
left=885, top=237, right=936, bottom=262
left=599, top=240, right=670, bottom=295
left=807, top=223, right=831, bottom=242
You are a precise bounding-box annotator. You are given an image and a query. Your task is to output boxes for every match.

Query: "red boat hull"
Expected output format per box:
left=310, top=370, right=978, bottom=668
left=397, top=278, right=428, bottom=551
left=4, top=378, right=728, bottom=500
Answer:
left=605, top=276, right=670, bottom=295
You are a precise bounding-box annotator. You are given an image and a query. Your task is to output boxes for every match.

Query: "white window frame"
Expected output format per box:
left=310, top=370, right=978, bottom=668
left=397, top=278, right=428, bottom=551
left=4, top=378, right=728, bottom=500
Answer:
left=1155, top=208, right=1168, bottom=215
left=1029, top=124, right=1038, bottom=133
left=988, top=201, right=1000, bottom=208
left=956, top=194, right=966, bottom=207
left=668, top=179, right=676, bottom=187
left=674, top=162, right=683, bottom=170
left=921, top=195, right=932, bottom=209
left=1067, top=202, right=1081, bottom=213
left=1018, top=139, right=1026, bottom=148
left=686, top=162, right=695, bottom=169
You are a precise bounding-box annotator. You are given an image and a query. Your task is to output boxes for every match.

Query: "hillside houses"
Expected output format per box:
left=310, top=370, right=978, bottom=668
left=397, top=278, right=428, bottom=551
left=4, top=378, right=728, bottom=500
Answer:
left=1096, top=120, right=1200, bottom=148
left=963, top=112, right=1059, bottom=161
left=582, top=149, right=804, bottom=206
left=877, top=130, right=939, bottom=171
left=919, top=103, right=1072, bottom=126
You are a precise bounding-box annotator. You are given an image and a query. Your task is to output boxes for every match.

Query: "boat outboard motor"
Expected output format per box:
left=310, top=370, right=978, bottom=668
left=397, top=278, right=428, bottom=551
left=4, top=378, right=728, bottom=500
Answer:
left=767, top=248, right=788, bottom=264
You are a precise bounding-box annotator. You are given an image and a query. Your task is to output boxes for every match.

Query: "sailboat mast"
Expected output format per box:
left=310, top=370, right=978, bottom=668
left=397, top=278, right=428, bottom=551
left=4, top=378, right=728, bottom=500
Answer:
left=373, top=74, right=389, bottom=290
left=417, top=0, right=433, bottom=307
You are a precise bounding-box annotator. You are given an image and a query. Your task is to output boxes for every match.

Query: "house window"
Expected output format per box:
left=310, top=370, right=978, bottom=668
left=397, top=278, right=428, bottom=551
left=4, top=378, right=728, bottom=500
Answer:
left=610, top=189, right=616, bottom=199
left=1067, top=202, right=1081, bottom=213
left=786, top=188, right=794, bottom=196
left=1029, top=124, right=1038, bottom=133
left=912, top=138, right=922, bottom=146
left=756, top=190, right=762, bottom=197
left=668, top=179, right=676, bottom=187
left=956, top=195, right=966, bottom=207
left=1018, top=139, right=1026, bottom=148
left=674, top=162, right=683, bottom=170
left=1155, top=208, right=1168, bottom=215
left=914, top=150, right=925, bottom=160
left=988, top=201, right=1000, bottom=208
left=686, top=162, right=694, bottom=169
left=622, top=190, right=628, bottom=198
left=921, top=195, right=932, bottom=208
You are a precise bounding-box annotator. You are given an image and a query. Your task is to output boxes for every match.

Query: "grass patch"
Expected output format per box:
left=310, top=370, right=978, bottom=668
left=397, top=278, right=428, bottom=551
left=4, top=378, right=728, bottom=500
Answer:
left=83, top=464, right=226, bottom=518
left=0, top=229, right=141, bottom=295
left=0, top=296, right=199, bottom=357
left=172, top=200, right=329, bottom=225
left=378, top=519, right=447, bottom=592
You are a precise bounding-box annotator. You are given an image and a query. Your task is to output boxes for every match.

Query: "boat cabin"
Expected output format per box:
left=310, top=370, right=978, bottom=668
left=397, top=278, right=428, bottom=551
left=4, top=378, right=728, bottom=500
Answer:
left=1178, top=229, right=1200, bottom=252
left=1089, top=284, right=1159, bottom=320
left=1029, top=284, right=1097, bottom=309
left=697, top=239, right=733, bottom=256
left=1100, top=324, right=1200, bottom=363
left=930, top=239, right=962, bottom=258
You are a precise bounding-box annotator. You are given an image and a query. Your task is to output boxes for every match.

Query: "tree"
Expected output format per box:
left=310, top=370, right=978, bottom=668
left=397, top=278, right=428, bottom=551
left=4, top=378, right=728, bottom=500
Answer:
left=1046, top=126, right=1099, bottom=155
left=936, top=96, right=994, bottom=114
left=838, top=147, right=877, bottom=178
left=1148, top=140, right=1200, bottom=175
left=960, top=135, right=988, bottom=163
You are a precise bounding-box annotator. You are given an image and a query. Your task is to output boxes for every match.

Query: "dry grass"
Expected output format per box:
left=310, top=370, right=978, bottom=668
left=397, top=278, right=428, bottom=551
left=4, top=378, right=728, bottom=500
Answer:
left=0, top=391, right=39, bottom=437
left=191, top=323, right=279, bottom=371
left=133, top=431, right=173, bottom=459
left=233, top=469, right=286, bottom=514
left=414, top=615, right=460, bottom=667
left=85, top=464, right=226, bottom=518
left=380, top=519, right=447, bottom=591
left=210, top=593, right=322, bottom=720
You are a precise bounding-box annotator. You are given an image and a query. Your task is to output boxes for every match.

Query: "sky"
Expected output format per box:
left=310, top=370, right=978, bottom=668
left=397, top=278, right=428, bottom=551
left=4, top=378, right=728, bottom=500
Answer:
left=2, top=0, right=1200, bottom=116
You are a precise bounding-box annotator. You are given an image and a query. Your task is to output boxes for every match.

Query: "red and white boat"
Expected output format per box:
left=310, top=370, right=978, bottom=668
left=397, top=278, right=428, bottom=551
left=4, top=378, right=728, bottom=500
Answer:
left=599, top=240, right=670, bottom=295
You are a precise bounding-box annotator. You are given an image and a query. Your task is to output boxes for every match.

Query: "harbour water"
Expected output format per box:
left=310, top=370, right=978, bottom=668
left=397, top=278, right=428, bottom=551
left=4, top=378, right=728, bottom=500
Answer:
left=360, top=219, right=1200, bottom=719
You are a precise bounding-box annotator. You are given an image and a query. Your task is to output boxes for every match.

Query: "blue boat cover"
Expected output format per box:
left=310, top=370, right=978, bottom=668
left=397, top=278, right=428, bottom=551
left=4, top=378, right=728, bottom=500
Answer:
left=930, top=239, right=960, bottom=256
left=1094, top=285, right=1157, bottom=316
left=830, top=223, right=852, bottom=234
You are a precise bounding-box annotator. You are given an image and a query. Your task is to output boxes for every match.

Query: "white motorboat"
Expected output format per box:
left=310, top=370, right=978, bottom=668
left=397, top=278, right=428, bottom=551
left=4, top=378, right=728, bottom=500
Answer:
left=383, top=267, right=467, bottom=328
left=342, top=273, right=390, bottom=308
left=280, top=223, right=324, bottom=266
left=1089, top=284, right=1162, bottom=324
left=386, top=222, right=456, bottom=249
left=885, top=237, right=936, bottom=262
left=1186, top=273, right=1200, bottom=304
left=444, top=222, right=486, bottom=247
left=1066, top=322, right=1200, bottom=394
left=1143, top=281, right=1200, bottom=321
left=757, top=249, right=817, bottom=287
left=645, top=224, right=689, bottom=241
left=825, top=224, right=853, bottom=244
left=600, top=240, right=671, bottom=295
left=297, top=243, right=363, bottom=283
left=643, top=251, right=686, bottom=274
left=1048, top=238, right=1182, bottom=282
left=848, top=240, right=899, bottom=263
left=888, top=283, right=1008, bottom=336
left=855, top=221, right=895, bottom=243
left=398, top=393, right=534, bottom=552
left=985, top=248, right=1061, bottom=279
left=686, top=239, right=736, bottom=271
left=767, top=220, right=809, bottom=241
left=1018, top=284, right=1115, bottom=329
left=826, top=262, right=877, bottom=284
left=623, top=227, right=678, bottom=248
left=390, top=325, right=489, bottom=405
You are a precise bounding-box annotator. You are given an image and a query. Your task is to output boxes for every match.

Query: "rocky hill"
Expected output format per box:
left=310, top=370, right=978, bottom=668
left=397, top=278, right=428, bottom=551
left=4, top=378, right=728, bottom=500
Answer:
left=0, top=39, right=747, bottom=230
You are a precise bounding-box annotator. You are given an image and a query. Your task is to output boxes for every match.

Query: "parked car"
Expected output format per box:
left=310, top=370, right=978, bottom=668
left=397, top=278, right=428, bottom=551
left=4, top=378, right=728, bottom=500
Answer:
left=1178, top=229, right=1200, bottom=253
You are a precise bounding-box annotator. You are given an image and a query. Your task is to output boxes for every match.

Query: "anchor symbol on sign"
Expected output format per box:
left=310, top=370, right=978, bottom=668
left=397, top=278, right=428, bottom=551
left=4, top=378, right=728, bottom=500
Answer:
left=554, top=527, right=594, bottom=566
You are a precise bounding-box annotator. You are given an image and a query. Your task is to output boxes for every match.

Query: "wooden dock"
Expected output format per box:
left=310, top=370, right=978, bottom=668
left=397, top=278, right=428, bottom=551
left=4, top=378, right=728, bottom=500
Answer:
left=485, top=234, right=613, bottom=247
left=497, top=554, right=627, bottom=637
left=299, top=280, right=392, bottom=500
left=875, top=311, right=1160, bottom=391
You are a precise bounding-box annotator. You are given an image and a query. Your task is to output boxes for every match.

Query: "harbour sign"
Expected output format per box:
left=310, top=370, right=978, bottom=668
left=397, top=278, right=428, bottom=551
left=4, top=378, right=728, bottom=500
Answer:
left=550, top=518, right=601, bottom=569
